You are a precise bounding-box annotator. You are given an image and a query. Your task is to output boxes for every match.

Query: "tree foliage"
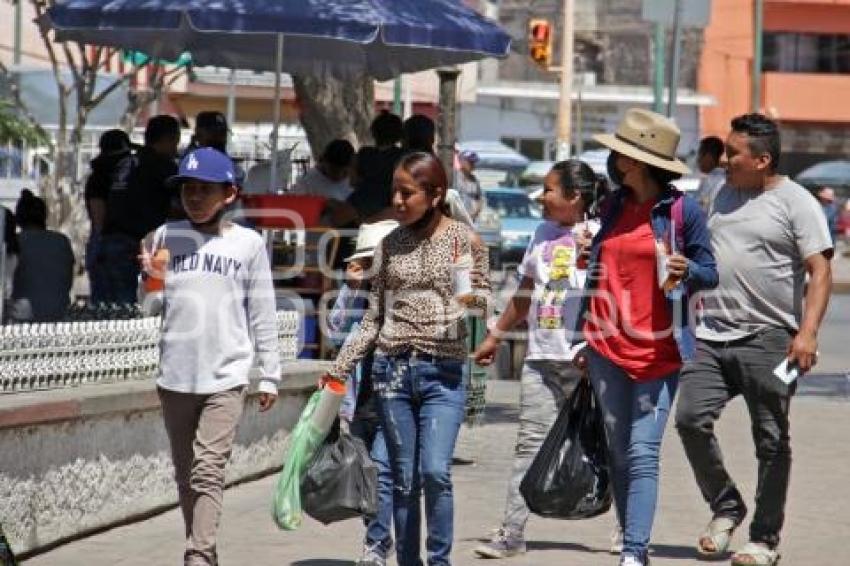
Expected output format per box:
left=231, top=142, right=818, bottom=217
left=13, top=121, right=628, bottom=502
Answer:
left=0, top=99, right=48, bottom=146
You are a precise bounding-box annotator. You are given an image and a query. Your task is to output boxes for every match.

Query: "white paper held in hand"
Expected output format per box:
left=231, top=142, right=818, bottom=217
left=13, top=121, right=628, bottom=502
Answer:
left=773, top=358, right=800, bottom=385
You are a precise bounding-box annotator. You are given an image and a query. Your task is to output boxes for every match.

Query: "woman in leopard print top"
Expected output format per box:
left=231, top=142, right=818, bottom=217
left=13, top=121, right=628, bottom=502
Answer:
left=325, top=151, right=489, bottom=566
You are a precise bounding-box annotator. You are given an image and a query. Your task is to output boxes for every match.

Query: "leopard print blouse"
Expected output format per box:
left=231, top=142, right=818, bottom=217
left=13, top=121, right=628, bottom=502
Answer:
left=329, top=219, right=490, bottom=380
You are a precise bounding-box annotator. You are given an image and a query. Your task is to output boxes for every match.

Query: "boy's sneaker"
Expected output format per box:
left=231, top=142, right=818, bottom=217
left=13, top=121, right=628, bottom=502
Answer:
left=356, top=542, right=387, bottom=566
left=474, top=527, right=527, bottom=559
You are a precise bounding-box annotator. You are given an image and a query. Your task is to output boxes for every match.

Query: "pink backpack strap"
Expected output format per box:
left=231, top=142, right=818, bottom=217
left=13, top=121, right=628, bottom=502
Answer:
left=671, top=191, right=685, bottom=252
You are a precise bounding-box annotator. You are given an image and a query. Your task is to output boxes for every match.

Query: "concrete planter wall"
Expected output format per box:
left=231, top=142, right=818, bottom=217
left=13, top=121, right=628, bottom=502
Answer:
left=0, top=361, right=329, bottom=557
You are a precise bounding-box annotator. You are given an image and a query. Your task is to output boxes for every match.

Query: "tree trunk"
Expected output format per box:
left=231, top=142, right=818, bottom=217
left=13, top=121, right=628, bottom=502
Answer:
left=120, top=89, right=153, bottom=132
left=292, top=71, right=375, bottom=157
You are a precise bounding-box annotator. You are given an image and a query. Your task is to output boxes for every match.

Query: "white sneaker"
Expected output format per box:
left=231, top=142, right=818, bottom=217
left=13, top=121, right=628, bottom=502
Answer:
left=610, top=525, right=624, bottom=554
left=356, top=542, right=386, bottom=566
left=473, top=527, right=527, bottom=559
left=619, top=554, right=649, bottom=566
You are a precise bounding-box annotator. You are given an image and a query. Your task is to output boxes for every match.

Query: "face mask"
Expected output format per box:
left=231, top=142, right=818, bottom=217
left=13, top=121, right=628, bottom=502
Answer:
left=606, top=151, right=624, bottom=188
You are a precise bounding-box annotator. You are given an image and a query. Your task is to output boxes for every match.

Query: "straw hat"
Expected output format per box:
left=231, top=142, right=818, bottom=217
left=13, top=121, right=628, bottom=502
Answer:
left=345, top=220, right=399, bottom=262
left=593, top=108, right=690, bottom=175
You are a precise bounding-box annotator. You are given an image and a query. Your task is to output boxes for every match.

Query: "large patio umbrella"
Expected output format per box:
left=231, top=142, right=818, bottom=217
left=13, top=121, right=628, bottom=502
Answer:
left=45, top=0, right=512, bottom=191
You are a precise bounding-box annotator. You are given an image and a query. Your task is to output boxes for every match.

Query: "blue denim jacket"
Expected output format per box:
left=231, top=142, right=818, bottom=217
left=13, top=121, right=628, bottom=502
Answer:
left=575, top=186, right=718, bottom=361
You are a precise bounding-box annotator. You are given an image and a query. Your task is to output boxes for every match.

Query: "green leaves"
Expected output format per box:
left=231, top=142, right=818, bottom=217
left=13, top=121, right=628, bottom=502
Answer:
left=0, top=99, right=48, bottom=146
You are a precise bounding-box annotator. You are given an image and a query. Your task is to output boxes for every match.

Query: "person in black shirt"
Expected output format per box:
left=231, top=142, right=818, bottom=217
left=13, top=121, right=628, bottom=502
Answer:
left=94, top=116, right=180, bottom=305
left=402, top=114, right=436, bottom=154
left=85, top=129, right=135, bottom=304
left=349, top=111, right=405, bottom=222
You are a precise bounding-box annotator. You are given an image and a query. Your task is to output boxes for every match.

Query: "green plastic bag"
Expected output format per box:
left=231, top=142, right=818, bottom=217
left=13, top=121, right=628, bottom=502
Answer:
left=272, top=391, right=327, bottom=530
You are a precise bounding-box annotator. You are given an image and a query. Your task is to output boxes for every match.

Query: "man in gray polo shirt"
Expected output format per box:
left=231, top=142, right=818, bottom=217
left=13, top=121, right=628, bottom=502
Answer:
left=675, top=114, right=833, bottom=566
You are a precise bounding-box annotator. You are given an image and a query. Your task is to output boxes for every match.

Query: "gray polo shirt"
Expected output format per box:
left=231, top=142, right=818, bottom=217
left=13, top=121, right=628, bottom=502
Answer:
left=698, top=177, right=833, bottom=341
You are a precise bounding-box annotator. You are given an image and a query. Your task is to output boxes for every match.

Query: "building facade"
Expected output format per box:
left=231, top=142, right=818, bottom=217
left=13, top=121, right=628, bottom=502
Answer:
left=700, top=0, right=850, bottom=174
left=460, top=0, right=713, bottom=162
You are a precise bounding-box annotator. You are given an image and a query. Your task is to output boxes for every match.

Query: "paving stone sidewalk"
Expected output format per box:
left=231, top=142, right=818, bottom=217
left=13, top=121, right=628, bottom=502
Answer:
left=24, top=379, right=850, bottom=566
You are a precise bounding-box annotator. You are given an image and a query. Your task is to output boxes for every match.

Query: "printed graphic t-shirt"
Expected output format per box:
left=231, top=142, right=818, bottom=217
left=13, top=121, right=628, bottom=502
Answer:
left=151, top=221, right=281, bottom=395
left=517, top=220, right=597, bottom=361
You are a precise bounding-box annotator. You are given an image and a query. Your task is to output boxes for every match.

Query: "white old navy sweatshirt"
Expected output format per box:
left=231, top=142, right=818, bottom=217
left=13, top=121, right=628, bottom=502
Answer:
left=140, top=220, right=281, bottom=395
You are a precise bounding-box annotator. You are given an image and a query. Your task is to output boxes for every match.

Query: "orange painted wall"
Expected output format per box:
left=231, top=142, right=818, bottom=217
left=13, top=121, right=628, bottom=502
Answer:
left=700, top=0, right=850, bottom=136
left=763, top=73, right=850, bottom=122
left=699, top=0, right=754, bottom=138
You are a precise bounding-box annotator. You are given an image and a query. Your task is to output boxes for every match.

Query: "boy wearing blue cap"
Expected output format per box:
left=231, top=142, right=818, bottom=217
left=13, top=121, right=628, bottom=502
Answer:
left=139, top=147, right=280, bottom=566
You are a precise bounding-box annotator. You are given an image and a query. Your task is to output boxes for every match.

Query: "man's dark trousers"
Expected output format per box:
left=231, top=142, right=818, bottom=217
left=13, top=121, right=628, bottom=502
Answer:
left=675, top=327, right=795, bottom=549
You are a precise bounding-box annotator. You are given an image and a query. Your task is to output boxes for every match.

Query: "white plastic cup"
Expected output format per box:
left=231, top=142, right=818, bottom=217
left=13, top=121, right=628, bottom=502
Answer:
left=451, top=263, right=473, bottom=301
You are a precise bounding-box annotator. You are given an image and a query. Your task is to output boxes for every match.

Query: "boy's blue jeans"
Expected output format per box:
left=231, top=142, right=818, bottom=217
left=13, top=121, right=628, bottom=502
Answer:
left=372, top=352, right=466, bottom=566
left=349, top=414, right=394, bottom=557
left=587, top=348, right=679, bottom=561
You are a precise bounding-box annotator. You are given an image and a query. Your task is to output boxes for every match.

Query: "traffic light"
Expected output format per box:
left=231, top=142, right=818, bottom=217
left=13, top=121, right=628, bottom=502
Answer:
left=528, top=18, right=553, bottom=68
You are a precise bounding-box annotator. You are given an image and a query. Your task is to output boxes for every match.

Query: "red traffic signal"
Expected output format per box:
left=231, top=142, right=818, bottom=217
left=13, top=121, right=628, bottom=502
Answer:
left=528, top=18, right=552, bottom=68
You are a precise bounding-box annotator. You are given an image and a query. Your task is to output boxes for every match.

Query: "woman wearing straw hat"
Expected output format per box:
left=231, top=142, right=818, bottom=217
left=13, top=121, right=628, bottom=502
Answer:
left=573, top=108, right=718, bottom=566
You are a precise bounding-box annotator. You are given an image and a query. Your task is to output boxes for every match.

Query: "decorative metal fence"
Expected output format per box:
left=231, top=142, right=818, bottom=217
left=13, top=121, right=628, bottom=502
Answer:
left=0, top=310, right=300, bottom=394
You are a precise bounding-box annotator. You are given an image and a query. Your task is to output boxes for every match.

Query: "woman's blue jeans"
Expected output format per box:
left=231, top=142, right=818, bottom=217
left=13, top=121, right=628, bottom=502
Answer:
left=587, top=348, right=679, bottom=560
left=372, top=352, right=466, bottom=566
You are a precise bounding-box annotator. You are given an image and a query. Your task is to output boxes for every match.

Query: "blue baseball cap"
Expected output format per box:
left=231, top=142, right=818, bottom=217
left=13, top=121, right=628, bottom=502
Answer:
left=459, top=149, right=479, bottom=164
left=168, top=147, right=235, bottom=187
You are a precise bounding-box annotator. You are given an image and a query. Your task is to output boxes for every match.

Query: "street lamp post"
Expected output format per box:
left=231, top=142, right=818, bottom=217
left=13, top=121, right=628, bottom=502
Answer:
left=752, top=0, right=764, bottom=112
left=556, top=0, right=575, bottom=161
left=666, top=0, right=684, bottom=118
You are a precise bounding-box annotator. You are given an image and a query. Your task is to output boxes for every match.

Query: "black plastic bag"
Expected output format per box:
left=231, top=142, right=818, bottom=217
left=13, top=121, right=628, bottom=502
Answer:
left=301, top=426, right=378, bottom=525
left=520, top=379, right=612, bottom=519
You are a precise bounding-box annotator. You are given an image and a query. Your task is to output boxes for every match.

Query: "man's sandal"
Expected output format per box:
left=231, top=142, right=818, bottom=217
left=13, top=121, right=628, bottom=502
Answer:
left=697, top=516, right=738, bottom=556
left=731, top=542, right=780, bottom=565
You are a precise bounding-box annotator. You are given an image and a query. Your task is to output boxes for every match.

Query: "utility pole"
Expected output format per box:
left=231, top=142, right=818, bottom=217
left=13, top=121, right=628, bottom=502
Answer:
left=556, top=0, right=575, bottom=161
left=226, top=69, right=237, bottom=127
left=666, top=0, right=684, bottom=118
left=653, top=22, right=665, bottom=113
left=437, top=67, right=460, bottom=186
left=752, top=0, right=764, bottom=112
left=14, top=0, right=22, bottom=65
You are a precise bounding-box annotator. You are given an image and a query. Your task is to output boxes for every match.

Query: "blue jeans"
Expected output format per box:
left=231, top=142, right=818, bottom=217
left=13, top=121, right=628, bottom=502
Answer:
left=587, top=348, right=679, bottom=561
left=350, top=415, right=394, bottom=557
left=372, top=352, right=466, bottom=566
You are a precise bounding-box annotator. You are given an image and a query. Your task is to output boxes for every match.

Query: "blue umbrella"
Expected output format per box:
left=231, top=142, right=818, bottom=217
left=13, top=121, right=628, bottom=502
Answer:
left=46, top=0, right=511, bottom=191
left=46, top=0, right=511, bottom=80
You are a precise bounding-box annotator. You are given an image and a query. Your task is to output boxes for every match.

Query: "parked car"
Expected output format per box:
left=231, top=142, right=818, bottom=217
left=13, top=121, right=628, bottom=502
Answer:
left=578, top=148, right=611, bottom=178
left=484, top=187, right=544, bottom=263
left=458, top=140, right=529, bottom=189
left=796, top=160, right=850, bottom=201
left=475, top=202, right=502, bottom=270
left=519, top=160, right=555, bottom=188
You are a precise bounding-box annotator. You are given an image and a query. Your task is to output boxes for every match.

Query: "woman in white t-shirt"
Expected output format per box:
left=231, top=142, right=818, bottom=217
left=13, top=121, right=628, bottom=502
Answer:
left=472, top=160, right=603, bottom=559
